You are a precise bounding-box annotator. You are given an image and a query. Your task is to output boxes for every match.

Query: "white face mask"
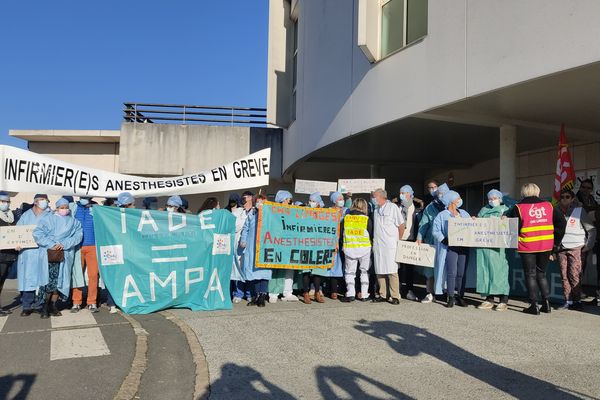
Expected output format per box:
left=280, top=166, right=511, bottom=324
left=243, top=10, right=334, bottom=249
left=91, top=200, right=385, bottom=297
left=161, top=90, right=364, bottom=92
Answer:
left=428, top=187, right=437, bottom=196
left=167, top=206, right=177, bottom=213
left=37, top=200, right=49, bottom=210
left=57, top=208, right=70, bottom=216
left=309, top=201, right=318, bottom=208
left=336, top=199, right=345, bottom=207
left=0, top=202, right=9, bottom=212
left=488, top=199, right=500, bottom=207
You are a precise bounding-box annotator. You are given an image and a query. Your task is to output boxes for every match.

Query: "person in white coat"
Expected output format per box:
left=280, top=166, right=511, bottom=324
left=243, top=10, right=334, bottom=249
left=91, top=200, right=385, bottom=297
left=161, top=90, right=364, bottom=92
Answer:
left=372, top=188, right=405, bottom=305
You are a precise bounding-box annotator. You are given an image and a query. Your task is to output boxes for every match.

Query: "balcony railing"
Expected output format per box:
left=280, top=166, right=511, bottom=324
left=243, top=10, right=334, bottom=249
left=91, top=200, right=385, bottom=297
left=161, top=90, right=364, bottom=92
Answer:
left=123, top=103, right=267, bottom=126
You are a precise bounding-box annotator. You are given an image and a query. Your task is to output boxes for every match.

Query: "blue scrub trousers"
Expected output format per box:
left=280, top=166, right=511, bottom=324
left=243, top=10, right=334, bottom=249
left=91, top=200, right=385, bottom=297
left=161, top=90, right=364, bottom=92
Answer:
left=445, top=247, right=468, bottom=297
left=21, top=291, right=38, bottom=311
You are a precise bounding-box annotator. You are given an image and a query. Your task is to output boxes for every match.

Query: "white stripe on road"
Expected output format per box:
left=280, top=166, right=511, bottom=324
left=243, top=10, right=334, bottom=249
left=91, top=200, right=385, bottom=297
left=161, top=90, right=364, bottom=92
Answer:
left=50, top=327, right=111, bottom=361
left=151, top=244, right=187, bottom=251
left=151, top=257, right=188, bottom=263
left=0, top=315, right=7, bottom=333
left=51, top=309, right=97, bottom=329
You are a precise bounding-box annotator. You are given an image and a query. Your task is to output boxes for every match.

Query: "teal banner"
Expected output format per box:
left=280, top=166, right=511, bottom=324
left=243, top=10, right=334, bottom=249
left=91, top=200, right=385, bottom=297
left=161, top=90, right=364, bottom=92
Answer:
left=93, top=206, right=235, bottom=314
left=255, top=201, right=341, bottom=270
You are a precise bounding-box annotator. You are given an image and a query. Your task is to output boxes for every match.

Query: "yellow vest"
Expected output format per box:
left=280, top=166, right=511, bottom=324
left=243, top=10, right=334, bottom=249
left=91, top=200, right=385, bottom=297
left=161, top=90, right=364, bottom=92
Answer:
left=343, top=214, right=371, bottom=248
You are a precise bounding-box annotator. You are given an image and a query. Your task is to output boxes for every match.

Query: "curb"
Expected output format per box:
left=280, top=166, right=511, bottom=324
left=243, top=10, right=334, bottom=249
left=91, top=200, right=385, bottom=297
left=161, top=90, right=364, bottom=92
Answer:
left=113, top=312, right=149, bottom=400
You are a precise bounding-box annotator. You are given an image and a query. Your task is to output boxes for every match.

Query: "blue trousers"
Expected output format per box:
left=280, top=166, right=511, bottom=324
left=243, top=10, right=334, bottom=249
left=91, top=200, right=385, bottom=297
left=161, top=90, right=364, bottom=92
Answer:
left=231, top=280, right=251, bottom=299
left=21, top=290, right=38, bottom=311
left=445, top=247, right=468, bottom=297
left=252, top=279, right=269, bottom=296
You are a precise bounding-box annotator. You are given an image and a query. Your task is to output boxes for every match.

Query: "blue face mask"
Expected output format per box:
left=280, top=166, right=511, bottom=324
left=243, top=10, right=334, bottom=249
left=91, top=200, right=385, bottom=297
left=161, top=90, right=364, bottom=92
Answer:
left=79, top=199, right=89, bottom=206
left=371, top=198, right=377, bottom=207
left=0, top=203, right=9, bottom=212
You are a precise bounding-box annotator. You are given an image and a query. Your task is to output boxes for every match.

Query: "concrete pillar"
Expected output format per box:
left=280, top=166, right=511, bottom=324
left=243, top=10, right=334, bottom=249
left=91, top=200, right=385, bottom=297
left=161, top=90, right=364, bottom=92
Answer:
left=499, top=125, right=517, bottom=197
left=369, top=164, right=380, bottom=179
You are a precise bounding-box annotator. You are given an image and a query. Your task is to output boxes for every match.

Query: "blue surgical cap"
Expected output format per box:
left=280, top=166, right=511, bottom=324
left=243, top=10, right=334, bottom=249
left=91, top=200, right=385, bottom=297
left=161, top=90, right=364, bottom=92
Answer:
left=0, top=191, right=9, bottom=202
left=399, top=185, right=414, bottom=197
left=117, top=192, right=135, bottom=207
left=487, top=189, right=503, bottom=201
left=275, top=190, right=292, bottom=203
left=437, top=183, right=450, bottom=197
left=330, top=191, right=343, bottom=204
left=167, top=195, right=183, bottom=207
left=62, top=196, right=74, bottom=203
left=142, top=197, right=158, bottom=208
left=442, top=190, right=460, bottom=208
left=309, top=192, right=325, bottom=207
left=56, top=198, right=69, bottom=208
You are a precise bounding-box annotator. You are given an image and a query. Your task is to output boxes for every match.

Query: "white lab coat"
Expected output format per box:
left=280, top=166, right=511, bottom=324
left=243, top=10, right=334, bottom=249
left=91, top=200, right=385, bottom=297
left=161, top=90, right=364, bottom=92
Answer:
left=373, top=201, right=405, bottom=275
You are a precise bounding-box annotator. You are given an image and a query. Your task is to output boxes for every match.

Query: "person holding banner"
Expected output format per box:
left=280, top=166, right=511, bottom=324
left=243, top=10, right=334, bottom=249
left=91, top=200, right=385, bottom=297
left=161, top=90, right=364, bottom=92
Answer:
left=0, top=191, right=18, bottom=315
left=32, top=198, right=83, bottom=318
left=16, top=194, right=52, bottom=316
left=554, top=189, right=596, bottom=311
left=508, top=183, right=565, bottom=315
left=328, top=192, right=348, bottom=300
left=341, top=198, right=373, bottom=303
left=198, top=197, right=220, bottom=213
left=301, top=192, right=329, bottom=304
left=372, top=189, right=405, bottom=305
left=416, top=183, right=450, bottom=303
left=165, top=195, right=185, bottom=213
left=432, top=191, right=470, bottom=308
left=239, top=194, right=271, bottom=307
left=230, top=192, right=253, bottom=303
left=268, top=190, right=299, bottom=302
left=398, top=185, right=419, bottom=302
left=475, top=189, right=511, bottom=311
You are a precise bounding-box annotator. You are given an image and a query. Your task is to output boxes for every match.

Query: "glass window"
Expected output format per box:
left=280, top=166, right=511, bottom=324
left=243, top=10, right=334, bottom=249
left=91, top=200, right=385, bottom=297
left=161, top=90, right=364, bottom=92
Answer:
left=290, top=19, right=298, bottom=122
left=407, top=0, right=428, bottom=44
left=380, top=0, right=404, bottom=58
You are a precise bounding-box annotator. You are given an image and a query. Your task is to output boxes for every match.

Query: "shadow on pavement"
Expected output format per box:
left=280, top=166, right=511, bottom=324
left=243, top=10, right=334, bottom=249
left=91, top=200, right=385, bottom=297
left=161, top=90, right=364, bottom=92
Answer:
left=208, top=363, right=295, bottom=400
left=355, top=320, right=590, bottom=399
left=316, top=366, right=414, bottom=399
left=0, top=374, right=36, bottom=400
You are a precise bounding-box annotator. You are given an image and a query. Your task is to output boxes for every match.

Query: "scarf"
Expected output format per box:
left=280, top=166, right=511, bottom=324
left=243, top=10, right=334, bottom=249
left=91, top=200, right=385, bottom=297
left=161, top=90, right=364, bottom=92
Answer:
left=0, top=210, right=15, bottom=224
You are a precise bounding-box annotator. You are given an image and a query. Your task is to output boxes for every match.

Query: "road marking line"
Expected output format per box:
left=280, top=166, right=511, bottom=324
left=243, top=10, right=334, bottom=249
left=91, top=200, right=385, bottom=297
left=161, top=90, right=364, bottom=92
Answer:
left=50, top=327, right=110, bottom=361
left=0, top=321, right=130, bottom=336
left=51, top=308, right=98, bottom=329
left=0, top=315, right=7, bottom=333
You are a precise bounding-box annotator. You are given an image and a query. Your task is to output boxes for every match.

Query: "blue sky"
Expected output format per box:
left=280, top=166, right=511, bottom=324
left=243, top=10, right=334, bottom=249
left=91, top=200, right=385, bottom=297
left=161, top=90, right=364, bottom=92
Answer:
left=0, top=1, right=268, bottom=148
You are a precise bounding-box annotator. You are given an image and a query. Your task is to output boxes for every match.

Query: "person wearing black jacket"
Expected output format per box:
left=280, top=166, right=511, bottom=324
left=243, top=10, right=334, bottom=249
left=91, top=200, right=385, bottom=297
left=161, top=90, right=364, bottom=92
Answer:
left=0, top=191, right=19, bottom=315
left=507, top=183, right=566, bottom=315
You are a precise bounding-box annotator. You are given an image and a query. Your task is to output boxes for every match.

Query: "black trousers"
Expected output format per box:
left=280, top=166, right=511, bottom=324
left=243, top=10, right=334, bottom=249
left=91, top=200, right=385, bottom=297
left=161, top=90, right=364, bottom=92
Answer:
left=520, top=252, right=551, bottom=303
left=0, top=262, right=11, bottom=297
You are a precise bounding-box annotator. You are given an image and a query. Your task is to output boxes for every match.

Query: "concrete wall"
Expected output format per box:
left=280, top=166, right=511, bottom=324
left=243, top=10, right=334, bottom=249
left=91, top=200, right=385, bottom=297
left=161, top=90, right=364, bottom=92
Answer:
left=272, top=0, right=600, bottom=170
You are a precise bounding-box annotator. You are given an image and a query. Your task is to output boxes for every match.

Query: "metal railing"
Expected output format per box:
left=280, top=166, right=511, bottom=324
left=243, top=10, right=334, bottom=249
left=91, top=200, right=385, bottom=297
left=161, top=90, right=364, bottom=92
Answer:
left=123, top=102, right=267, bottom=126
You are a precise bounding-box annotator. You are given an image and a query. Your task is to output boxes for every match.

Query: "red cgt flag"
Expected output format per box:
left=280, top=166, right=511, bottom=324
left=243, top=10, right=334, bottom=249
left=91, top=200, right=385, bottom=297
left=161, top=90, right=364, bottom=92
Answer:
left=552, top=124, right=576, bottom=204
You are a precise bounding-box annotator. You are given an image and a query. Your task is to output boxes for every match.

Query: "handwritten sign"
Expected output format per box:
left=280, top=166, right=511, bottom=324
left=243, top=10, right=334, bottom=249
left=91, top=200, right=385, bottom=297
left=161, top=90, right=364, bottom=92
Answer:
left=256, top=202, right=341, bottom=269
left=338, top=179, right=385, bottom=194
left=448, top=218, right=518, bottom=248
left=395, top=241, right=435, bottom=268
left=0, top=225, right=38, bottom=250
left=294, top=179, right=338, bottom=195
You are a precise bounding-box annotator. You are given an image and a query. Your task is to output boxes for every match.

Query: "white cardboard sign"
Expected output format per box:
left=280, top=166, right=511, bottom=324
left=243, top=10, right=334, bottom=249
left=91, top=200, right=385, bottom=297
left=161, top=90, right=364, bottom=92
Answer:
left=448, top=217, right=518, bottom=248
left=0, top=225, right=38, bottom=250
left=294, top=179, right=338, bottom=195
left=338, top=179, right=385, bottom=194
left=395, top=241, right=435, bottom=268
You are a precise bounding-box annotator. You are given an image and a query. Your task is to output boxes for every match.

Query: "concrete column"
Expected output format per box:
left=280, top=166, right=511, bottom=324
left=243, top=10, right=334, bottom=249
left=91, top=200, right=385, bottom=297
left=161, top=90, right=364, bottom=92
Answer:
left=369, top=164, right=380, bottom=179
left=499, top=125, right=517, bottom=197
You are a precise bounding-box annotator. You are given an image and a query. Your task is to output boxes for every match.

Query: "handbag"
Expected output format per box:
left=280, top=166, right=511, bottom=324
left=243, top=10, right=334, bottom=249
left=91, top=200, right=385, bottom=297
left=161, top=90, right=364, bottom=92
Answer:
left=47, top=249, right=65, bottom=263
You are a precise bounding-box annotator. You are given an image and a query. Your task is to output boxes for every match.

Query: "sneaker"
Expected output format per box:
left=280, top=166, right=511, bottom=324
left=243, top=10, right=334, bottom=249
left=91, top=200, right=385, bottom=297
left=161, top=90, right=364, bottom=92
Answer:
left=268, top=294, right=278, bottom=304
left=478, top=301, right=494, bottom=310
left=87, top=304, right=99, bottom=313
left=406, top=290, right=419, bottom=302
left=494, top=303, right=508, bottom=312
left=558, top=302, right=571, bottom=310
left=421, top=293, right=434, bottom=304
left=232, top=297, right=242, bottom=304
left=281, top=295, right=299, bottom=302
left=109, top=306, right=118, bottom=314
left=71, top=304, right=81, bottom=313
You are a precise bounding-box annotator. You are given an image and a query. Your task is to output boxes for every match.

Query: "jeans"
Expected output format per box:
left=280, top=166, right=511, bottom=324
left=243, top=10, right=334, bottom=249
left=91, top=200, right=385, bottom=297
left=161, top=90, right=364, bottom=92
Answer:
left=521, top=251, right=551, bottom=303
left=251, top=279, right=269, bottom=296
left=445, top=247, right=468, bottom=297
left=21, top=290, right=37, bottom=311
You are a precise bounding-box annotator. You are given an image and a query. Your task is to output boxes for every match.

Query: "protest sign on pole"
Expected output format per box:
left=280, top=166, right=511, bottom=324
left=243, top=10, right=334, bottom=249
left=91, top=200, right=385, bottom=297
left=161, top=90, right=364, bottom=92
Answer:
left=93, top=206, right=235, bottom=314
left=255, top=202, right=341, bottom=270
left=294, top=179, right=338, bottom=195
left=448, top=218, right=518, bottom=248
left=0, top=145, right=270, bottom=197
left=338, top=179, right=385, bottom=194
left=395, top=241, right=436, bottom=268
left=0, top=225, right=37, bottom=250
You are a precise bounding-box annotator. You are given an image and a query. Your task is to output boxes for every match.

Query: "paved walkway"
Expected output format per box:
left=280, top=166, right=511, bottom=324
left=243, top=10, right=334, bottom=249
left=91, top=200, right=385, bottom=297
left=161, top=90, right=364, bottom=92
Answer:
left=172, top=294, right=600, bottom=400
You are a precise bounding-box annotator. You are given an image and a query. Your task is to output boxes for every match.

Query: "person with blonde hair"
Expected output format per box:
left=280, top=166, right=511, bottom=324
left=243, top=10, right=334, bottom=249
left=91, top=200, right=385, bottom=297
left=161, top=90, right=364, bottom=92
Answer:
left=341, top=198, right=373, bottom=302
left=508, top=183, right=565, bottom=315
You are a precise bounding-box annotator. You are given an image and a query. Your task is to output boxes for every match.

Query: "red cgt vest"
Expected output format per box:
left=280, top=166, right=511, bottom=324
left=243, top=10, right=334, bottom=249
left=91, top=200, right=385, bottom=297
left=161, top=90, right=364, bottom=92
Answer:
left=516, top=202, right=554, bottom=253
